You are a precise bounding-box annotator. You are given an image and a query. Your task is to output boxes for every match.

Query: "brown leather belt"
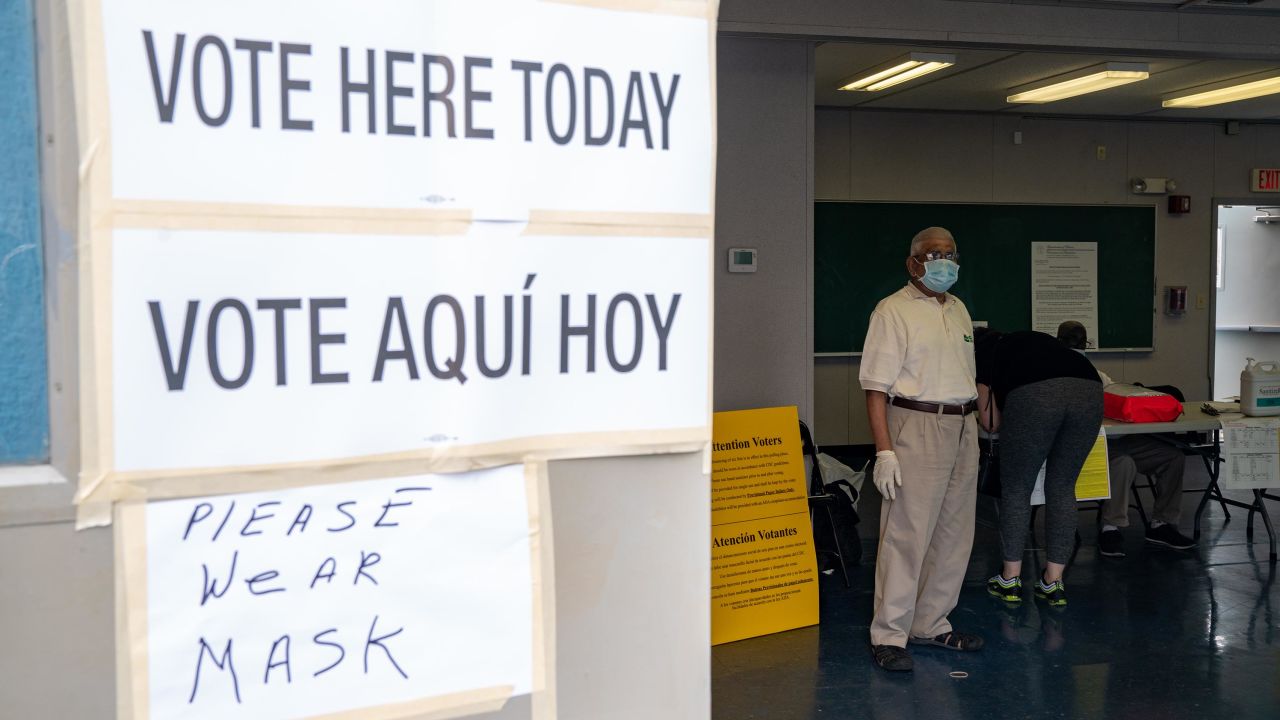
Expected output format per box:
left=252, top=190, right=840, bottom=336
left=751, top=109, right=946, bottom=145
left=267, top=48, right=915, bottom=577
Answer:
left=891, top=397, right=978, bottom=416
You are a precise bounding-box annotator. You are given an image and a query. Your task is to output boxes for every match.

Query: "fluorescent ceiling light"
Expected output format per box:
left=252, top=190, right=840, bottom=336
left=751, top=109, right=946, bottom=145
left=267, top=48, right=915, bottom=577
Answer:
left=839, top=52, right=956, bottom=92
left=1007, top=62, right=1149, bottom=104
left=1163, top=74, right=1280, bottom=108
left=867, top=62, right=954, bottom=91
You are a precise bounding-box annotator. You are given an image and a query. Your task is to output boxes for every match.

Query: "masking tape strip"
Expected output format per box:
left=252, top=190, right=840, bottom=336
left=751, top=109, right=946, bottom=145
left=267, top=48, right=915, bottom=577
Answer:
left=519, top=222, right=710, bottom=238
left=524, top=210, right=712, bottom=231
left=77, top=427, right=711, bottom=530
left=90, top=0, right=115, bottom=488
left=526, top=460, right=559, bottom=720
left=109, top=212, right=710, bottom=239
left=306, top=686, right=514, bottom=720
left=111, top=202, right=705, bottom=230
left=108, top=201, right=711, bottom=238
left=76, top=497, right=113, bottom=529
left=112, top=200, right=472, bottom=224
left=113, top=502, right=134, bottom=720
left=108, top=427, right=709, bottom=488
left=111, top=210, right=474, bottom=238
left=540, top=0, right=714, bottom=18
left=73, top=0, right=116, bottom=536
left=700, top=1, right=718, bottom=475
left=75, top=429, right=708, bottom=528
left=116, top=500, right=150, bottom=719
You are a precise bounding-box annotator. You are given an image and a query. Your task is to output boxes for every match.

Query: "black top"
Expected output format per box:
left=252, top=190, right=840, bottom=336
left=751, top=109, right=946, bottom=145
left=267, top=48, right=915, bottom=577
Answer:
left=975, top=330, right=1100, bottom=409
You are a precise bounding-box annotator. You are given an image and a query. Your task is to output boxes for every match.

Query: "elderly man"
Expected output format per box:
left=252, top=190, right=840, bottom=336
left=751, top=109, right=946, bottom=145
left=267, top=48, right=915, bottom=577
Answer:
left=1055, top=321, right=1197, bottom=557
left=860, top=226, right=983, bottom=672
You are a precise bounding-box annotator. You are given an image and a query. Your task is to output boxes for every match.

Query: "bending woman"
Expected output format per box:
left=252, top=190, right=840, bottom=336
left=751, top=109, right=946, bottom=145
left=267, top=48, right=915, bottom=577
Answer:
left=975, top=329, right=1103, bottom=607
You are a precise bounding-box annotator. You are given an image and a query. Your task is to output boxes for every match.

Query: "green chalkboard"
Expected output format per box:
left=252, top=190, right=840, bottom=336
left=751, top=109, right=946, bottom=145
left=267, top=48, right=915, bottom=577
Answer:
left=815, top=202, right=1156, bottom=354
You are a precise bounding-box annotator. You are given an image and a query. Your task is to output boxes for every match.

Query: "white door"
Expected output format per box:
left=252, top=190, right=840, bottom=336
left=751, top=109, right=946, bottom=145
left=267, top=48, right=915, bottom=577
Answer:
left=1213, top=205, right=1280, bottom=399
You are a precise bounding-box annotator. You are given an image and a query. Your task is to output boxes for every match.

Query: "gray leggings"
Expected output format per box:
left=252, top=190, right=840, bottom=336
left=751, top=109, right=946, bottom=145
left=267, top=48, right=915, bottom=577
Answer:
left=998, top=377, right=1104, bottom=565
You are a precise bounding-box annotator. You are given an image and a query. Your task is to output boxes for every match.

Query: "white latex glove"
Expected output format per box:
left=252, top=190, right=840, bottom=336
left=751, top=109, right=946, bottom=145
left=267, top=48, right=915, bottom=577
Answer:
left=874, top=450, right=902, bottom=501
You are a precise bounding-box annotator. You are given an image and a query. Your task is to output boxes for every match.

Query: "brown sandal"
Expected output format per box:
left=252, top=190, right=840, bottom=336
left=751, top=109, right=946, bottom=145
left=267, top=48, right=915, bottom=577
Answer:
left=909, top=630, right=985, bottom=652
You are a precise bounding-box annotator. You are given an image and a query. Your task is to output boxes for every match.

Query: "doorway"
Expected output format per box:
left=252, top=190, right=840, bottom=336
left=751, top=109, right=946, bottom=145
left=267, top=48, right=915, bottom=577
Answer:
left=1212, top=204, right=1280, bottom=400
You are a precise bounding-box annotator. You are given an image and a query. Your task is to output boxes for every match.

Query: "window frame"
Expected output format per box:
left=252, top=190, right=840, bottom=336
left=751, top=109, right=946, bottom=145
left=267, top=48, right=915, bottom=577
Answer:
left=0, top=0, right=80, bottom=528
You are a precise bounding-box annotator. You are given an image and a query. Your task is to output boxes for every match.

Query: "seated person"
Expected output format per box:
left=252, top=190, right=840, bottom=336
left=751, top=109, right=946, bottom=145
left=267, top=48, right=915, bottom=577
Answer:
left=1056, top=321, right=1196, bottom=556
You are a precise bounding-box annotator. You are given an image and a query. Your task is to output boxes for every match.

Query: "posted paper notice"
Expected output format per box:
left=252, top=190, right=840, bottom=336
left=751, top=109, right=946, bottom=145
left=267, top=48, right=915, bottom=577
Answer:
left=710, top=407, right=818, bottom=645
left=1031, top=242, right=1099, bottom=343
left=121, top=466, right=537, bottom=720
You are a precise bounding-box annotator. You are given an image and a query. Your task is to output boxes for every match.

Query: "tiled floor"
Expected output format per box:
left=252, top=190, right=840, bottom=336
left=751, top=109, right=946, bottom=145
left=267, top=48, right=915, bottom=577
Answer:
left=712, top=457, right=1280, bottom=720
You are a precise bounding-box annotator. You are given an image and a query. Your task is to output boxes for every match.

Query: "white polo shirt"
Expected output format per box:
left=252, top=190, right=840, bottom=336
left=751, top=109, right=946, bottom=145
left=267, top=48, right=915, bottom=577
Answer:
left=858, top=283, right=978, bottom=404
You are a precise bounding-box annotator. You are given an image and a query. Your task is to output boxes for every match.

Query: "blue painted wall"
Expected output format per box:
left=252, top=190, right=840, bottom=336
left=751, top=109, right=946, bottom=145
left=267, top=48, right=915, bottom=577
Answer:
left=0, top=0, right=49, bottom=463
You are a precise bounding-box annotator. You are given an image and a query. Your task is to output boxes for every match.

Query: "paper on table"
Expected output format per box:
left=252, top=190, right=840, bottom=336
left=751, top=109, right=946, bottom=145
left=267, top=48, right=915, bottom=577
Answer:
left=1074, top=429, right=1111, bottom=501
left=1222, top=417, right=1280, bottom=490
left=1201, top=401, right=1241, bottom=416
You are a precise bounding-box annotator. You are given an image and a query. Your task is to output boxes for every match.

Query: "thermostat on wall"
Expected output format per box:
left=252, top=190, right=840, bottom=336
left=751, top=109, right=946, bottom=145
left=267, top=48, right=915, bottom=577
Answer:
left=728, top=247, right=757, bottom=273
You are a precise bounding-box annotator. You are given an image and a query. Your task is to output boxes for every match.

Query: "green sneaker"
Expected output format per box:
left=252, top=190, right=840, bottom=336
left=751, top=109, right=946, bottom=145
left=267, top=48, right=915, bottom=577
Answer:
left=1035, top=578, right=1067, bottom=607
left=987, top=574, right=1022, bottom=603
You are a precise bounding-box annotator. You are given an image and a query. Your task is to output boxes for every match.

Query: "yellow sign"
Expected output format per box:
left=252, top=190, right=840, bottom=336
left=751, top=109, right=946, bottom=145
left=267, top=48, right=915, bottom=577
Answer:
left=1031, top=429, right=1111, bottom=503
left=711, top=406, right=819, bottom=645
left=1075, top=429, right=1111, bottom=501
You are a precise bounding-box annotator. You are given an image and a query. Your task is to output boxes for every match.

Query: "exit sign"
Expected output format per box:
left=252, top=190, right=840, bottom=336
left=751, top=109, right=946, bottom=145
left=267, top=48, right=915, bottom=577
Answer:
left=1253, top=168, right=1280, bottom=192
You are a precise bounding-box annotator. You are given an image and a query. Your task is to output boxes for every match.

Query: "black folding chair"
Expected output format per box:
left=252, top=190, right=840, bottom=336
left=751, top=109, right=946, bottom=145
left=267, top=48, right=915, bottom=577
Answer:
left=800, top=421, right=851, bottom=588
left=1133, top=382, right=1231, bottom=521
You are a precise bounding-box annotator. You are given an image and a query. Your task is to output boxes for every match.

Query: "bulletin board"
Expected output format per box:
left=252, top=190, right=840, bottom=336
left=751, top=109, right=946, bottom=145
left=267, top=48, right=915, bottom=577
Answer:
left=814, top=202, right=1156, bottom=354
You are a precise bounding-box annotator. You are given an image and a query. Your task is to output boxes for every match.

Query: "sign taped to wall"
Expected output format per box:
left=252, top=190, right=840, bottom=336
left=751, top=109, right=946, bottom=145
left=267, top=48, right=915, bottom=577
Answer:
left=100, top=0, right=714, bottom=216
left=111, top=227, right=709, bottom=475
left=72, top=0, right=718, bottom=523
left=78, top=2, right=714, bottom=718
left=115, top=463, right=554, bottom=720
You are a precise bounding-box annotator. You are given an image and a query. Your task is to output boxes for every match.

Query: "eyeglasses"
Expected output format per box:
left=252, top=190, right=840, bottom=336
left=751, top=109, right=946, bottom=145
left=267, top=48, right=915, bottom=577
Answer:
left=915, top=250, right=959, bottom=262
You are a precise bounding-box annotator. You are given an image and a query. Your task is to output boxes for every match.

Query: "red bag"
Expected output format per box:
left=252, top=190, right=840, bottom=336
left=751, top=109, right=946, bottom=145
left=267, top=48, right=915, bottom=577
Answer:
left=1103, top=384, right=1183, bottom=423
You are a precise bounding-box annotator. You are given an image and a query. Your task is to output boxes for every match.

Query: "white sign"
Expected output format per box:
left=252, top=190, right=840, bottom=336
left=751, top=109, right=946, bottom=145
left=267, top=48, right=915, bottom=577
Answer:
left=101, top=0, right=713, bottom=215
left=1031, top=242, right=1099, bottom=344
left=132, top=464, right=536, bottom=720
left=112, top=227, right=709, bottom=472
left=1222, top=417, right=1280, bottom=489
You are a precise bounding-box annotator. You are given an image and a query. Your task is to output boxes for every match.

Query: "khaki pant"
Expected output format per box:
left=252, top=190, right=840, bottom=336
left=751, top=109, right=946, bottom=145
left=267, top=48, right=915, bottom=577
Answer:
left=1102, top=435, right=1186, bottom=528
left=870, top=405, right=979, bottom=648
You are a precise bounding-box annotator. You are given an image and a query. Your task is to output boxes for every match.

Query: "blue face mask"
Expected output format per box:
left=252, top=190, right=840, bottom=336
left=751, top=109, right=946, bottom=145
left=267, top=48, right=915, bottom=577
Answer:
left=918, top=258, right=959, bottom=293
